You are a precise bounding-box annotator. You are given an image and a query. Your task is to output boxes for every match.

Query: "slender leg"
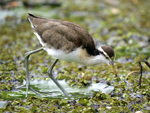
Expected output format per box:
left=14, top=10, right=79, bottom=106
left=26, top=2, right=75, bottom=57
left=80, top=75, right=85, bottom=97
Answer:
left=138, top=60, right=150, bottom=87
left=25, top=48, right=43, bottom=97
left=47, top=59, right=69, bottom=96
left=138, top=62, right=142, bottom=87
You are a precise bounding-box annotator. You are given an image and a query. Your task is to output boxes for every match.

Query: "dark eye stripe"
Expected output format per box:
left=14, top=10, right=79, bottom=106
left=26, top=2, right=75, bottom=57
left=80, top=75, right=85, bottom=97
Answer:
left=100, top=51, right=109, bottom=59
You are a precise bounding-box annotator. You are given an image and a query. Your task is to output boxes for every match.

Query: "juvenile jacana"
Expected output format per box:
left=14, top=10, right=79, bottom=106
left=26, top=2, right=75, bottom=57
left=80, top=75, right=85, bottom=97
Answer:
left=25, top=13, right=117, bottom=97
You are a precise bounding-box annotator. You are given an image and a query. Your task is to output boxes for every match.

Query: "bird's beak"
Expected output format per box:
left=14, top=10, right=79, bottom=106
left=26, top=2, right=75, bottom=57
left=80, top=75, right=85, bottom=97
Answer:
left=109, top=61, right=118, bottom=77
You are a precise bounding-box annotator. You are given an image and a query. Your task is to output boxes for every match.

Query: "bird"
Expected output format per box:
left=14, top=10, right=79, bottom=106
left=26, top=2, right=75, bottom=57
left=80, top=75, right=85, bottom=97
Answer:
left=24, top=13, right=117, bottom=97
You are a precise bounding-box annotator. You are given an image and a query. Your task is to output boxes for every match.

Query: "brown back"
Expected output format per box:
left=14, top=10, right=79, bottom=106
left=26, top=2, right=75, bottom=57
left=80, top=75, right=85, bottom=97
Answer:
left=28, top=13, right=96, bottom=54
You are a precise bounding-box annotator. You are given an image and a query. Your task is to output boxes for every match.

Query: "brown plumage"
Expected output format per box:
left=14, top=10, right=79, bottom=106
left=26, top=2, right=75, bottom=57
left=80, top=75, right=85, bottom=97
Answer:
left=27, top=13, right=96, bottom=54
left=101, top=46, right=115, bottom=58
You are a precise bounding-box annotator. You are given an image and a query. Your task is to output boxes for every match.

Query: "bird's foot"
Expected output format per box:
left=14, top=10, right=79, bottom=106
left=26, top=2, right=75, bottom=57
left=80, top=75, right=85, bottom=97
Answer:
left=16, top=84, right=69, bottom=97
left=16, top=84, right=26, bottom=89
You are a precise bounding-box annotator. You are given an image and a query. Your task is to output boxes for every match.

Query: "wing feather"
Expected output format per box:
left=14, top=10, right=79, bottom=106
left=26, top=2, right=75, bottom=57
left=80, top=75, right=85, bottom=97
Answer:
left=28, top=13, right=96, bottom=54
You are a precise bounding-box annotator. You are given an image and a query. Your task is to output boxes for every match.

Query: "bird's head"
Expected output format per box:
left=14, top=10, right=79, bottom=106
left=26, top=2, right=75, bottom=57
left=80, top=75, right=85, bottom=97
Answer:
left=98, top=46, right=117, bottom=77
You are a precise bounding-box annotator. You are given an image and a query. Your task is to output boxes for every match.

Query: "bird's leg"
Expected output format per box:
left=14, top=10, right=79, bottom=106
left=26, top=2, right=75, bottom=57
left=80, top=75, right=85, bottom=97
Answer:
left=138, top=60, right=150, bottom=87
left=25, top=48, right=43, bottom=97
left=138, top=61, right=143, bottom=87
left=47, top=59, right=69, bottom=96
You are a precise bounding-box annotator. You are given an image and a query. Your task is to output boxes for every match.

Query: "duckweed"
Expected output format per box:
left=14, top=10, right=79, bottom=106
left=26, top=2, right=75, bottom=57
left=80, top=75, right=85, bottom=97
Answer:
left=0, top=0, right=150, bottom=112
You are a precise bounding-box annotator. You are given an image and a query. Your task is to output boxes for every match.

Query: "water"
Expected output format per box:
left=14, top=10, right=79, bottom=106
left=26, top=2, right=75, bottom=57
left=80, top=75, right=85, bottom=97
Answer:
left=0, top=79, right=114, bottom=101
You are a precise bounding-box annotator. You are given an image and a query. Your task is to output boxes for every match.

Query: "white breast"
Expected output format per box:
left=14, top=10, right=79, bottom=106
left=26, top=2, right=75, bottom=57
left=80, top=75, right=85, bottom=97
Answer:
left=44, top=47, right=82, bottom=63
left=44, top=47, right=108, bottom=66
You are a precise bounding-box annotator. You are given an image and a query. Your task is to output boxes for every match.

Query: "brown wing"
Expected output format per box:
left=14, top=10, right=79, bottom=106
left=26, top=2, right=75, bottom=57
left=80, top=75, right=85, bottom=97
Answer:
left=27, top=13, right=96, bottom=54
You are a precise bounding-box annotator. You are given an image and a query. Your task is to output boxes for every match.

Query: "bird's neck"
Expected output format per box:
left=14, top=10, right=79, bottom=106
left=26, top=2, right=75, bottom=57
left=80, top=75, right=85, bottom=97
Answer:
left=78, top=48, right=108, bottom=66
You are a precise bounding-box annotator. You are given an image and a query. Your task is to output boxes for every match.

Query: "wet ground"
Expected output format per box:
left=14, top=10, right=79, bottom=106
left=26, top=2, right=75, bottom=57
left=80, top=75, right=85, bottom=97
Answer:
left=0, top=0, right=150, bottom=112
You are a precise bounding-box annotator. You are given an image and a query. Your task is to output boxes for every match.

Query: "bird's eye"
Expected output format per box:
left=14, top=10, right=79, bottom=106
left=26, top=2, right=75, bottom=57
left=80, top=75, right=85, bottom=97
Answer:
left=106, top=56, right=109, bottom=60
left=101, top=52, right=110, bottom=60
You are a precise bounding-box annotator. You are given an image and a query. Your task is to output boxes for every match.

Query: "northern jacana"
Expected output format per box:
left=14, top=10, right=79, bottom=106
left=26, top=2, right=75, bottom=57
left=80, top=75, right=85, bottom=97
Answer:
left=25, top=13, right=117, bottom=97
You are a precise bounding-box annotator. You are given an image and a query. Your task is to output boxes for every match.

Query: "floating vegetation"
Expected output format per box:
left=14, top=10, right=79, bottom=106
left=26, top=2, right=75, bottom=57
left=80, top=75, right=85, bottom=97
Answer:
left=0, top=0, right=150, bottom=112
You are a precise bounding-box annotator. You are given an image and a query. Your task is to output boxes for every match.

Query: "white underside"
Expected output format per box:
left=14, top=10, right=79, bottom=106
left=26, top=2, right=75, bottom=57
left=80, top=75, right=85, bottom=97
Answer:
left=44, top=47, right=109, bottom=66
left=28, top=18, right=109, bottom=66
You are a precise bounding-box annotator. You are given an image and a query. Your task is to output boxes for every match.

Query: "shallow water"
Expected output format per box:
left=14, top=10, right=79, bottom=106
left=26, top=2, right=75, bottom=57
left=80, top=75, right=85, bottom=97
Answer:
left=0, top=79, right=114, bottom=101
